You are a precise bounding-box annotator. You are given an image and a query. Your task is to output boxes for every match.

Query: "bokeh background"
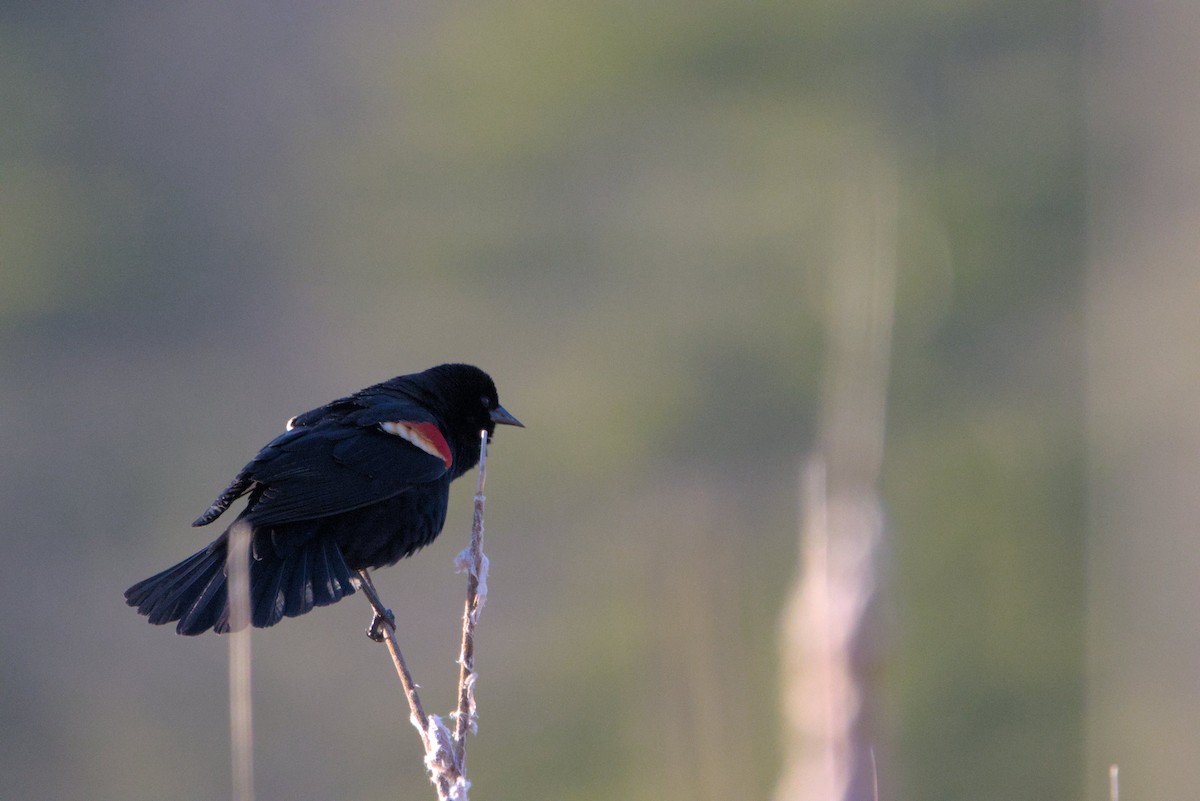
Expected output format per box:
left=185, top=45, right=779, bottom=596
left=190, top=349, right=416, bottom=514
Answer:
left=3, top=2, right=1198, bottom=800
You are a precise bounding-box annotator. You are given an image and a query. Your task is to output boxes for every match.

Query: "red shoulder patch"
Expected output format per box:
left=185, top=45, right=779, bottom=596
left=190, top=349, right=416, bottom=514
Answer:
left=380, top=420, right=453, bottom=469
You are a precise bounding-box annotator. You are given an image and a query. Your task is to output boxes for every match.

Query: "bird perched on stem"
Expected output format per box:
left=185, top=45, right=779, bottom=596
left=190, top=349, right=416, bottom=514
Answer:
left=125, top=363, right=522, bottom=636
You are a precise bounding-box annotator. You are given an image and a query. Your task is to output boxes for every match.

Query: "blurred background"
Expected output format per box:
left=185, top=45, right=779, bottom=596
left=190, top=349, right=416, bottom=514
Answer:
left=3, top=2, right=1198, bottom=800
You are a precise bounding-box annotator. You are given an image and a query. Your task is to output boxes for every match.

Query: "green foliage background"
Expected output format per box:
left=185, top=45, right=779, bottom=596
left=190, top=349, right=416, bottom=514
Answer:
left=1, top=3, right=1089, bottom=800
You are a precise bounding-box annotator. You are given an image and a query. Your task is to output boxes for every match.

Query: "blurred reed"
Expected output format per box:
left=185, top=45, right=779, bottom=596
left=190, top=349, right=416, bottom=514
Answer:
left=774, top=159, right=896, bottom=801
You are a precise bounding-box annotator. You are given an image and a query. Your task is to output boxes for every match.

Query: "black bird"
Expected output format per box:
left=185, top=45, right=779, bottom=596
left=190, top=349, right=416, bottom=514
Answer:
left=125, top=363, right=522, bottom=636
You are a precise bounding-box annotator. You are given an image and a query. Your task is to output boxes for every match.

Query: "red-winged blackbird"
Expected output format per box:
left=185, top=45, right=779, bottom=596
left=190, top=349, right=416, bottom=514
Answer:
left=125, top=363, right=522, bottom=636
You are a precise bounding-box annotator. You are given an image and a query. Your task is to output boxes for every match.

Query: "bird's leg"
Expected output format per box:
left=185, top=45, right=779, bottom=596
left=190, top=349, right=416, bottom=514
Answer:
left=354, top=569, right=396, bottom=643
left=368, top=608, right=396, bottom=643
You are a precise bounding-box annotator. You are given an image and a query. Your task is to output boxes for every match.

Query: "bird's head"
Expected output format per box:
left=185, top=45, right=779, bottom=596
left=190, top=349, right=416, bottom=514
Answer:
left=401, top=364, right=522, bottom=469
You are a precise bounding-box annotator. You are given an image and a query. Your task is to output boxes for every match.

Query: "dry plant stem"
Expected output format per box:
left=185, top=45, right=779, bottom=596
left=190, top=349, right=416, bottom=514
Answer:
left=227, top=520, right=256, bottom=801
left=354, top=568, right=432, bottom=749
left=356, top=571, right=463, bottom=801
left=452, top=430, right=489, bottom=762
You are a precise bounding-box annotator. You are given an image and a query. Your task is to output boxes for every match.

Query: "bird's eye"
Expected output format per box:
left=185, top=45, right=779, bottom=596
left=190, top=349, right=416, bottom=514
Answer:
left=481, top=394, right=492, bottom=408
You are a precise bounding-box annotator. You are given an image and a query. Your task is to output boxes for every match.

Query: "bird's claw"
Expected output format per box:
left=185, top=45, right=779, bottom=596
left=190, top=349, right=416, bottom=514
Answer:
left=367, top=607, right=396, bottom=642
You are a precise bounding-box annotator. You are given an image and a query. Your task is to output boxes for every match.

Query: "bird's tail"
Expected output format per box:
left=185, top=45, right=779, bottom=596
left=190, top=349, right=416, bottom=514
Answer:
left=124, top=531, right=357, bottom=635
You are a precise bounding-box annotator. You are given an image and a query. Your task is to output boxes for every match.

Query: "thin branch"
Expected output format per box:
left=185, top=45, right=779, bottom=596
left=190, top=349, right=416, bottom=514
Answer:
left=453, top=429, right=490, bottom=762
left=355, top=568, right=432, bottom=747
left=357, top=567, right=463, bottom=800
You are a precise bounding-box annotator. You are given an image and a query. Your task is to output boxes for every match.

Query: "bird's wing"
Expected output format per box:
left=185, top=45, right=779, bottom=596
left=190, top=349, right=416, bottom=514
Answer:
left=193, top=399, right=454, bottom=528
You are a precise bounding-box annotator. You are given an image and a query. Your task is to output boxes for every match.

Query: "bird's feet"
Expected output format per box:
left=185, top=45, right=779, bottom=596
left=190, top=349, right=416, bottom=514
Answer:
left=367, top=607, right=396, bottom=642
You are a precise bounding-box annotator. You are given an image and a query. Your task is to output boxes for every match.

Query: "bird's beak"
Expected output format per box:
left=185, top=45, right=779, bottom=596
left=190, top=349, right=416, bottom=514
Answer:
left=490, top=405, right=524, bottom=428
